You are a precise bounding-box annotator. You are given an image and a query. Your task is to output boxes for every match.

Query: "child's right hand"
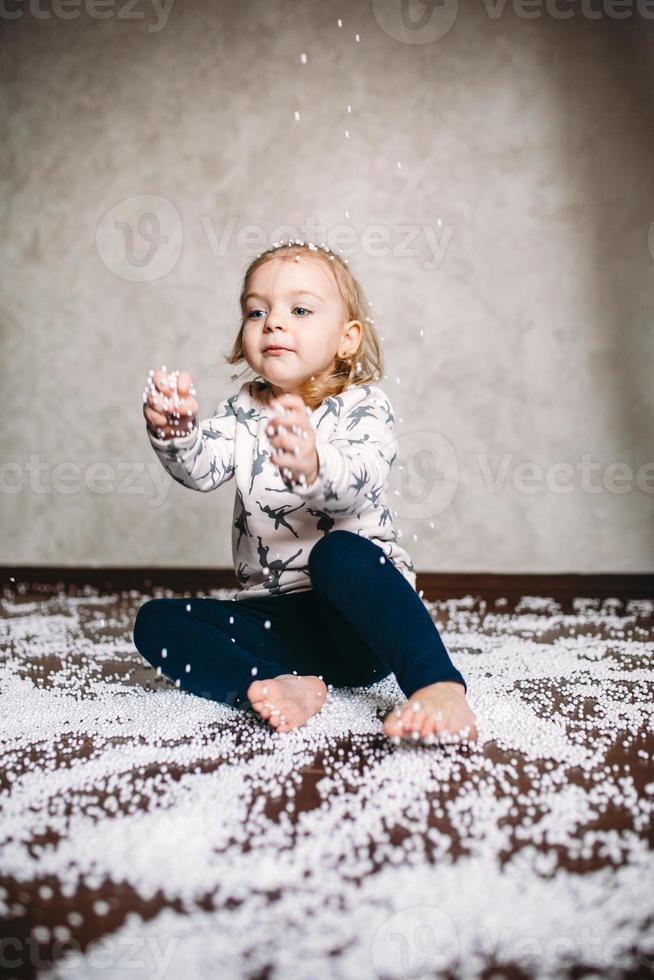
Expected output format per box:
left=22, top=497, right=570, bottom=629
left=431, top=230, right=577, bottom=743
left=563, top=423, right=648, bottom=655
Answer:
left=142, top=367, right=199, bottom=441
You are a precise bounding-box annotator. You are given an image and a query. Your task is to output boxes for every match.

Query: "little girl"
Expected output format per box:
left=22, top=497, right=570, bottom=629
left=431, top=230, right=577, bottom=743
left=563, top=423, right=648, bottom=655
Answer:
left=134, top=240, right=477, bottom=745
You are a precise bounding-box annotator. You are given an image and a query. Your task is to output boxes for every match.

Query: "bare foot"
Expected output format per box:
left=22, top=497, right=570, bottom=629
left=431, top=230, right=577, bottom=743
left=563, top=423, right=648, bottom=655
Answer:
left=247, top=674, right=328, bottom=733
left=383, top=681, right=478, bottom=746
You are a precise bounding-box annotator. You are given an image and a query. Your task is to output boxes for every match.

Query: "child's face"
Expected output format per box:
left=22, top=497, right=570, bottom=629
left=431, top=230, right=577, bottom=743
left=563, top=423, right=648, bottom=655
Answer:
left=241, top=256, right=361, bottom=397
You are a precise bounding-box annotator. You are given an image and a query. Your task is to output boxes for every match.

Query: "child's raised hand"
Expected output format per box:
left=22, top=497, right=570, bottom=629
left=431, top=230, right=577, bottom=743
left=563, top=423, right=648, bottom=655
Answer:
left=142, top=367, right=199, bottom=441
left=266, top=393, right=319, bottom=487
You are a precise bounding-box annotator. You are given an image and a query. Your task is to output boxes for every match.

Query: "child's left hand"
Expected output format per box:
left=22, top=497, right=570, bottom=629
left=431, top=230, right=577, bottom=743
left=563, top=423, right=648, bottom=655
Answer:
left=266, top=393, right=319, bottom=487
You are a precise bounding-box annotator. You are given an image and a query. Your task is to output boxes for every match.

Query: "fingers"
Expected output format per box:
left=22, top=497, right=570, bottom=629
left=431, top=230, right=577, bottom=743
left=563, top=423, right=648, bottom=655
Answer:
left=144, top=369, right=198, bottom=420
left=148, top=368, right=194, bottom=400
left=270, top=395, right=312, bottom=425
left=270, top=393, right=304, bottom=413
left=152, top=368, right=172, bottom=395
left=183, top=395, right=199, bottom=418
left=269, top=430, right=303, bottom=459
left=145, top=389, right=198, bottom=422
left=267, top=396, right=314, bottom=468
left=267, top=420, right=309, bottom=446
left=267, top=399, right=311, bottom=438
left=145, top=389, right=166, bottom=413
left=177, top=370, right=193, bottom=397
left=143, top=404, right=168, bottom=428
left=166, top=394, right=198, bottom=420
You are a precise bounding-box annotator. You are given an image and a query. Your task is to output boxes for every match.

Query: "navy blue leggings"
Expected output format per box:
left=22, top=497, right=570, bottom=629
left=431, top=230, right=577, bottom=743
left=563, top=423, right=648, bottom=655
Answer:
left=132, top=530, right=467, bottom=711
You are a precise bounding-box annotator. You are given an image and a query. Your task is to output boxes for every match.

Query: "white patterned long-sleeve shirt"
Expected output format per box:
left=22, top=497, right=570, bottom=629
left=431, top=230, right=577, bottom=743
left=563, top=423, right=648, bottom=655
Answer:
left=147, top=379, right=417, bottom=601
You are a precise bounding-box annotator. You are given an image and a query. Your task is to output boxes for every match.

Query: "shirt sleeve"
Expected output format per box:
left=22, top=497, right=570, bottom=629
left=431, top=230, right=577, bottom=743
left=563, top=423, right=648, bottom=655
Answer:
left=147, top=393, right=237, bottom=492
left=291, top=386, right=398, bottom=516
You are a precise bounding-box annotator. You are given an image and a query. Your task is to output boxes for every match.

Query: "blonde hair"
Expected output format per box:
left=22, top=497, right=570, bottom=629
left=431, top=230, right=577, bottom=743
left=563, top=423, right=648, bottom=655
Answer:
left=224, top=240, right=384, bottom=411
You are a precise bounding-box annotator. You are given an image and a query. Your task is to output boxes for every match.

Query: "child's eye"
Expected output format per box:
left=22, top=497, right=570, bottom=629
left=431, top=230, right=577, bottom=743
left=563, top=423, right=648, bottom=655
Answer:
left=246, top=307, right=312, bottom=320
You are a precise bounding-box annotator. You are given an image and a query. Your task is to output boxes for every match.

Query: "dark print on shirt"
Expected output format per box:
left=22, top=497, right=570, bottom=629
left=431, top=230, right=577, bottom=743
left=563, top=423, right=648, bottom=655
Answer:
left=147, top=380, right=417, bottom=599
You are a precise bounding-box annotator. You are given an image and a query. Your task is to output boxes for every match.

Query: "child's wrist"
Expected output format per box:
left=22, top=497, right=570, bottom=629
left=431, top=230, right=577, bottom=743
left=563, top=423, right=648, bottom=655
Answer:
left=149, top=418, right=198, bottom=444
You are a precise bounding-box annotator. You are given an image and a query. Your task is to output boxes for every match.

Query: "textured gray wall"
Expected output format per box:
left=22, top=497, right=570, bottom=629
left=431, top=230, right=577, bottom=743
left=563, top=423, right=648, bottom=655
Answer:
left=1, top=0, right=653, bottom=572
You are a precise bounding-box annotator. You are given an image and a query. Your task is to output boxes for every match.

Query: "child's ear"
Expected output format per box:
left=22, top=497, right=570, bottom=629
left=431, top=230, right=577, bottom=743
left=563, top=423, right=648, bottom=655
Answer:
left=343, top=319, right=363, bottom=341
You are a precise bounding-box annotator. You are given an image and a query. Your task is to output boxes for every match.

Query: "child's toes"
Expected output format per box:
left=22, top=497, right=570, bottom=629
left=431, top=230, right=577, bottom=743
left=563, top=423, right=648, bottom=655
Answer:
left=404, top=706, right=423, bottom=736
left=418, top=709, right=435, bottom=739
left=417, top=713, right=432, bottom=740
left=416, top=714, right=431, bottom=740
left=386, top=710, right=406, bottom=738
left=384, top=723, right=402, bottom=746
left=247, top=680, right=267, bottom=702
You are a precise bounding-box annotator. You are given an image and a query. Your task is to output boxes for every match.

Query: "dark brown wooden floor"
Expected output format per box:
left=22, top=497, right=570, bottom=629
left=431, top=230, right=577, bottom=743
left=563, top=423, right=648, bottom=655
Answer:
left=0, top=576, right=652, bottom=979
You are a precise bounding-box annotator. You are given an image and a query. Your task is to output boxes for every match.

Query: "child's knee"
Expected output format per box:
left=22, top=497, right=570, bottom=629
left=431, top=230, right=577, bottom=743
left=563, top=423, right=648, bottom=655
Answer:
left=308, top=530, right=374, bottom=583
left=309, top=529, right=358, bottom=572
left=133, top=598, right=168, bottom=651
